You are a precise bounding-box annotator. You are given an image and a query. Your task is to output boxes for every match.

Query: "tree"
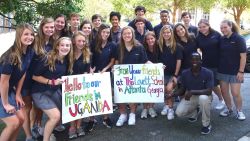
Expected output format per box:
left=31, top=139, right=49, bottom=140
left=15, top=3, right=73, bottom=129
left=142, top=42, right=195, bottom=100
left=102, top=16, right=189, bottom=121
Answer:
left=221, top=0, right=250, bottom=26
left=0, top=0, right=84, bottom=28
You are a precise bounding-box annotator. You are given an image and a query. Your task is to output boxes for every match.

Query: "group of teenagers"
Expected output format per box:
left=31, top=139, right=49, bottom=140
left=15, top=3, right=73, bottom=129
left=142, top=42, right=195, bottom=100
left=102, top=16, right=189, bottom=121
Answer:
left=0, top=5, right=247, bottom=141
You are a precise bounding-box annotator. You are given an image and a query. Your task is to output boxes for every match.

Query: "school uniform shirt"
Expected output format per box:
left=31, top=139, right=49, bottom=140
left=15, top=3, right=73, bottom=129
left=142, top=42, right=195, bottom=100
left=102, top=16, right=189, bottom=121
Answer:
left=178, top=37, right=197, bottom=70
left=154, top=23, right=174, bottom=39
left=218, top=32, right=246, bottom=75
left=196, top=30, right=221, bottom=68
left=22, top=43, right=53, bottom=90
left=0, top=47, right=33, bottom=92
left=111, top=27, right=122, bottom=44
left=181, top=67, right=214, bottom=91
left=188, top=25, right=198, bottom=37
left=73, top=54, right=91, bottom=75
left=91, top=28, right=98, bottom=41
left=135, top=29, right=146, bottom=45
left=146, top=47, right=159, bottom=63
left=118, top=45, right=148, bottom=64
left=128, top=19, right=153, bottom=31
left=31, top=57, right=68, bottom=93
left=158, top=44, right=183, bottom=75
left=91, top=42, right=117, bottom=72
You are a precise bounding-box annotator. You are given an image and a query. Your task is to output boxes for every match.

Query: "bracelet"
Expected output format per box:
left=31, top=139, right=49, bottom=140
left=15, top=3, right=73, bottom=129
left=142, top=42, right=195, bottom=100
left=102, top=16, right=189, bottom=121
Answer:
left=47, top=79, right=50, bottom=85
left=238, top=71, right=244, bottom=74
left=52, top=79, right=55, bottom=86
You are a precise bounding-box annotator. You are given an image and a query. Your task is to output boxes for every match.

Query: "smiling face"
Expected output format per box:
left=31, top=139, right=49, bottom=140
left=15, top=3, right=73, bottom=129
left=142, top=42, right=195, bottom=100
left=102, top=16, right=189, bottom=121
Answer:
left=43, top=22, right=55, bottom=37
left=198, top=23, right=210, bottom=35
left=58, top=39, right=72, bottom=57
left=55, top=16, right=66, bottom=31
left=175, top=25, right=186, bottom=38
left=136, top=10, right=145, bottom=18
left=111, top=16, right=120, bottom=27
left=81, top=23, right=92, bottom=36
left=146, top=34, right=156, bottom=47
left=70, top=16, right=80, bottom=28
left=182, top=15, right=191, bottom=25
left=101, top=28, right=110, bottom=41
left=162, top=28, right=172, bottom=41
left=220, top=22, right=232, bottom=36
left=74, top=35, right=86, bottom=50
left=21, top=28, right=34, bottom=47
left=122, top=28, right=133, bottom=43
left=160, top=12, right=170, bottom=24
left=92, top=17, right=102, bottom=28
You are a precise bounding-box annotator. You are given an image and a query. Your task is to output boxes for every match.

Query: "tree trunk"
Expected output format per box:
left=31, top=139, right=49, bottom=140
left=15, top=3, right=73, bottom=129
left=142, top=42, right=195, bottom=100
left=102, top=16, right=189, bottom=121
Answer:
left=172, top=0, right=178, bottom=24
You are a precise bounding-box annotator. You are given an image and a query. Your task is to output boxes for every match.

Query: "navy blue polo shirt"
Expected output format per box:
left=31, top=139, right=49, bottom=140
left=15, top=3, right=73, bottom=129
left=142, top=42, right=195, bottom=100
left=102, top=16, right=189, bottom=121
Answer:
left=91, top=28, right=98, bottom=41
left=181, top=67, right=214, bottom=91
left=135, top=30, right=146, bottom=44
left=188, top=25, right=198, bottom=37
left=178, top=37, right=198, bottom=70
left=154, top=23, right=174, bottom=39
left=0, top=47, right=33, bottom=92
left=91, top=41, right=117, bottom=72
left=196, top=30, right=221, bottom=68
left=31, top=57, right=68, bottom=93
left=158, top=44, right=183, bottom=75
left=111, top=27, right=121, bottom=44
left=118, top=45, right=148, bottom=64
left=218, top=32, right=246, bottom=75
left=146, top=48, right=159, bottom=63
left=73, top=54, right=90, bottom=75
left=23, top=43, right=53, bottom=90
left=128, top=19, right=153, bottom=31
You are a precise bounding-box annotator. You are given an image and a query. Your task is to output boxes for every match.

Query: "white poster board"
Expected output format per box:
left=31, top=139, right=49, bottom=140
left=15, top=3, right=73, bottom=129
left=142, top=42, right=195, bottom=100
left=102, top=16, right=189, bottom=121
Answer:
left=62, top=72, right=113, bottom=124
left=114, top=64, right=164, bottom=103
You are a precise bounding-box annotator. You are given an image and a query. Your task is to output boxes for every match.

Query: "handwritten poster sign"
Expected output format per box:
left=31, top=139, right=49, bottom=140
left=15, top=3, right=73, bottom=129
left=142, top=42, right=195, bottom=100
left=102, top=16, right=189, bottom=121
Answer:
left=62, top=72, right=113, bottom=124
left=114, top=64, right=164, bottom=103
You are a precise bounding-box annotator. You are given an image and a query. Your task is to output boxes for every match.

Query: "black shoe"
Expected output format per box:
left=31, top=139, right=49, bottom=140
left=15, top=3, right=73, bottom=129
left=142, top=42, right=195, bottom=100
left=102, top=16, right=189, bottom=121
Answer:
left=84, top=121, right=94, bottom=132
left=201, top=124, right=212, bottom=135
left=103, top=117, right=113, bottom=128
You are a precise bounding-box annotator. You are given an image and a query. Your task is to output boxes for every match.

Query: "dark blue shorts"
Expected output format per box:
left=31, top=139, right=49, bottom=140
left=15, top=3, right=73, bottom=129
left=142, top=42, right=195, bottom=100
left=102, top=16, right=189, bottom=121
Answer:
left=0, top=91, right=20, bottom=118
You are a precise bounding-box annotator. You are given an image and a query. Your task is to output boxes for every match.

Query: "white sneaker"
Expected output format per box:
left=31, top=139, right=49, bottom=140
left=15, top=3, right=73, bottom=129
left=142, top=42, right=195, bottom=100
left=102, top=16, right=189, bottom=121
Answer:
left=128, top=113, right=136, bottom=125
left=215, top=100, right=225, bottom=110
left=54, top=124, right=65, bottom=132
left=141, top=109, right=148, bottom=119
left=220, top=108, right=233, bottom=117
left=161, top=105, right=169, bottom=115
left=236, top=111, right=246, bottom=120
left=148, top=108, right=157, bottom=118
left=49, top=133, right=56, bottom=141
left=167, top=108, right=175, bottom=120
left=116, top=114, right=127, bottom=127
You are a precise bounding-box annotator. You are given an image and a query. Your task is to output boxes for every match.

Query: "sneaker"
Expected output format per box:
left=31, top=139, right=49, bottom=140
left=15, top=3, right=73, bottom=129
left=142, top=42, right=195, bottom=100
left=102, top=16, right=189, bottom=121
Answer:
left=236, top=111, right=246, bottom=121
left=54, top=124, right=65, bottom=132
left=201, top=124, right=212, bottom=135
left=31, top=125, right=43, bottom=139
left=161, top=105, right=169, bottom=115
left=84, top=121, right=94, bottom=132
left=167, top=108, right=175, bottom=120
left=188, top=108, right=200, bottom=122
left=103, top=117, right=113, bottom=128
left=49, top=133, right=56, bottom=141
left=141, top=109, right=148, bottom=119
left=77, top=127, right=85, bottom=136
left=148, top=108, right=157, bottom=118
left=68, top=128, right=77, bottom=139
left=220, top=108, right=233, bottom=117
left=116, top=114, right=127, bottom=127
left=128, top=113, right=136, bottom=125
left=215, top=100, right=225, bottom=110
